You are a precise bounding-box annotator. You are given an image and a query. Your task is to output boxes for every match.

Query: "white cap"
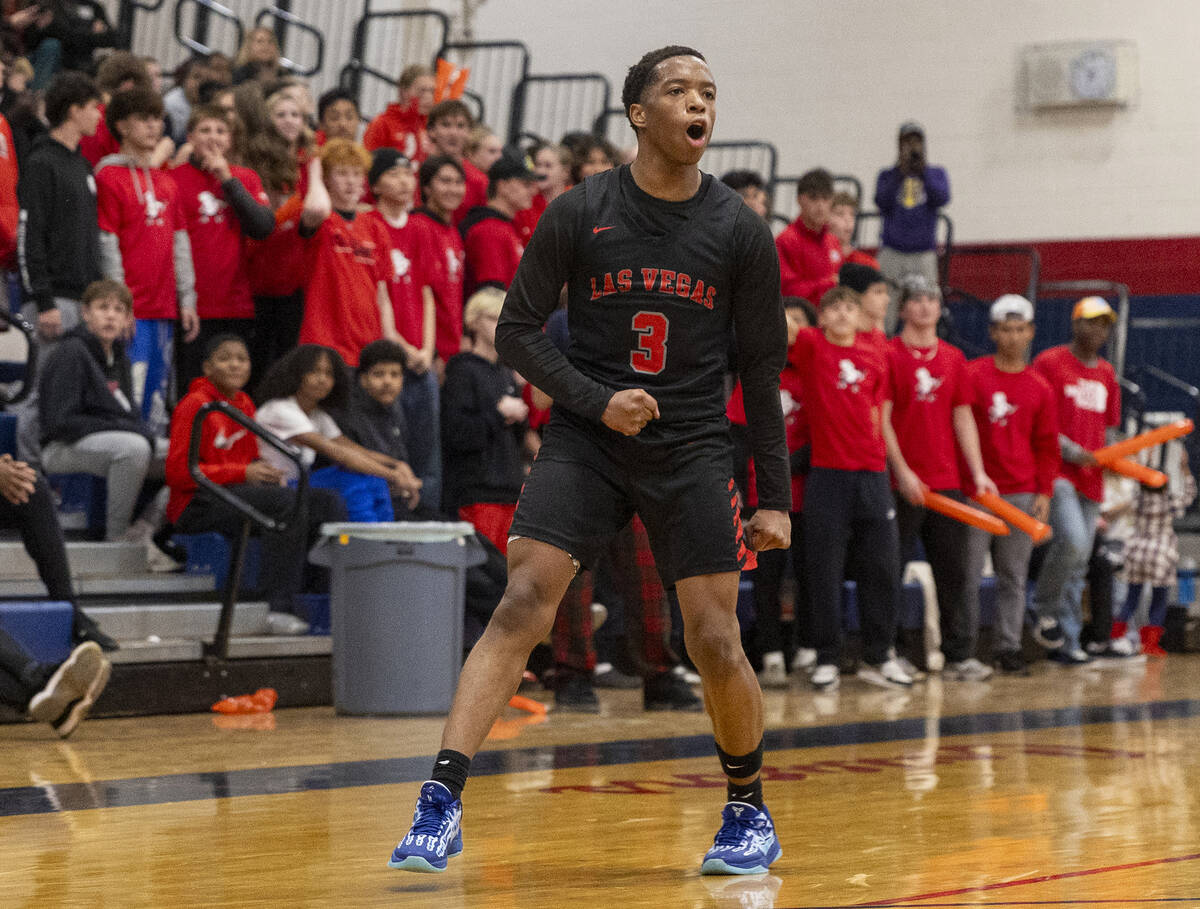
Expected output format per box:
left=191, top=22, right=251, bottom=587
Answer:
left=990, top=294, right=1034, bottom=323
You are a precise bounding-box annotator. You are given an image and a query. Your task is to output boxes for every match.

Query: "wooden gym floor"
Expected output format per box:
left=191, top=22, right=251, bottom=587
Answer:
left=2, top=655, right=1199, bottom=908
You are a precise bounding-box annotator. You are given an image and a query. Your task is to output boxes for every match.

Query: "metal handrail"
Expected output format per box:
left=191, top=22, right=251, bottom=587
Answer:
left=174, top=0, right=244, bottom=57
left=1038, top=280, right=1130, bottom=380
left=509, top=72, right=611, bottom=151
left=0, top=307, right=36, bottom=406
left=187, top=400, right=307, bottom=660
left=344, top=9, right=451, bottom=108
left=255, top=6, right=325, bottom=78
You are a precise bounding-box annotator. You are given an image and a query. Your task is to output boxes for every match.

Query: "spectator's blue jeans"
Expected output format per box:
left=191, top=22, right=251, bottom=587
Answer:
left=1034, top=478, right=1100, bottom=650
left=401, top=367, right=442, bottom=514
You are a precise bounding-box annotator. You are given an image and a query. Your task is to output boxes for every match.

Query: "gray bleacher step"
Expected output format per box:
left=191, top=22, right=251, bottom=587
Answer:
left=0, top=540, right=148, bottom=580
left=84, top=601, right=271, bottom=641
left=225, top=636, right=333, bottom=659
left=0, top=572, right=216, bottom=598
left=108, top=638, right=205, bottom=664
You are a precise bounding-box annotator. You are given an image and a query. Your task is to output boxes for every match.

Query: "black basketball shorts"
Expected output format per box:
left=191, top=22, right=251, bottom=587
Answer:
left=508, top=418, right=754, bottom=587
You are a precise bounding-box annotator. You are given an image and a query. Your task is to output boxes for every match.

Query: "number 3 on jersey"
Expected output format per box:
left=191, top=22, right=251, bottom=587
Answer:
left=630, top=311, right=669, bottom=375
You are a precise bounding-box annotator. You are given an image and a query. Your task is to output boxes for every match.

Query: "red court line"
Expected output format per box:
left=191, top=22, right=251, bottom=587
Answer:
left=855, top=851, right=1200, bottom=905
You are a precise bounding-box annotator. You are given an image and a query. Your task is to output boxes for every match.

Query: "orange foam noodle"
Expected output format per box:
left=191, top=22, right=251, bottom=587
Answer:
left=922, top=490, right=1009, bottom=535
left=972, top=491, right=1053, bottom=543
left=507, top=694, right=548, bottom=715
left=1105, top=457, right=1167, bottom=488
left=1093, top=419, right=1193, bottom=465
left=434, top=58, right=470, bottom=102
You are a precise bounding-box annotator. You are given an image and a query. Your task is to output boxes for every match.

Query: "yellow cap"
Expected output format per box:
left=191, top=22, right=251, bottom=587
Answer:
left=1072, top=296, right=1116, bottom=323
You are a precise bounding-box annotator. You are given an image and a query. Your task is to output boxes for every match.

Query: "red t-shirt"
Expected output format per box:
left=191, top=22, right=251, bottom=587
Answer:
left=297, top=210, right=391, bottom=366
left=789, top=326, right=889, bottom=472
left=410, top=208, right=465, bottom=361
left=1033, top=345, right=1121, bottom=502
left=247, top=194, right=306, bottom=298
left=887, top=337, right=970, bottom=490
left=462, top=210, right=523, bottom=298
left=79, top=105, right=119, bottom=167
left=966, top=357, right=1059, bottom=497
left=363, top=101, right=428, bottom=163
left=453, top=159, right=490, bottom=226
left=365, top=209, right=427, bottom=348
left=727, top=359, right=809, bottom=511
left=172, top=162, right=269, bottom=320
left=0, top=114, right=17, bottom=269
left=512, top=192, right=548, bottom=246
left=775, top=218, right=842, bottom=304
left=96, top=160, right=184, bottom=320
left=845, top=248, right=881, bottom=269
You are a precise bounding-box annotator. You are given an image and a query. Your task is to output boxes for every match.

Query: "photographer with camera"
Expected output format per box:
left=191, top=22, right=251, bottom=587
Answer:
left=873, top=121, right=950, bottom=333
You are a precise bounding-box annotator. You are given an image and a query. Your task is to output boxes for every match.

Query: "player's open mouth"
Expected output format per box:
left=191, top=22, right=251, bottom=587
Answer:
left=686, top=122, right=707, bottom=145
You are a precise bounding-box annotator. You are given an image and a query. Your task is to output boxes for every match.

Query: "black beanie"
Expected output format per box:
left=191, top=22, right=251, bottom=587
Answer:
left=839, top=262, right=885, bottom=294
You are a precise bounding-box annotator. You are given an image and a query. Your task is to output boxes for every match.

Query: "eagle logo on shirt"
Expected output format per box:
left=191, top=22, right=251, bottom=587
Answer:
left=197, top=191, right=225, bottom=221
left=144, top=192, right=167, bottom=225
left=213, top=428, right=247, bottom=450
left=837, top=359, right=867, bottom=392
left=989, top=391, right=1017, bottom=426
left=914, top=367, right=943, bottom=402
left=390, top=248, right=412, bottom=280
left=1065, top=378, right=1108, bottom=414
left=446, top=248, right=463, bottom=279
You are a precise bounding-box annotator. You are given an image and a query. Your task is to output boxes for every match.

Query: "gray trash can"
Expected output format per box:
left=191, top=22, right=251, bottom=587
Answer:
left=311, top=522, right=486, bottom=715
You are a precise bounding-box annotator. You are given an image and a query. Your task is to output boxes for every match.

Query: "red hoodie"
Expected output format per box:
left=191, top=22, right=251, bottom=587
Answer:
left=166, top=376, right=261, bottom=523
left=363, top=100, right=428, bottom=162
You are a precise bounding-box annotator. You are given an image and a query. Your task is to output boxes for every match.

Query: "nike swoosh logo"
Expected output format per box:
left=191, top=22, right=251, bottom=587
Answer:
left=592, top=225, right=615, bottom=234
left=437, top=760, right=450, bottom=765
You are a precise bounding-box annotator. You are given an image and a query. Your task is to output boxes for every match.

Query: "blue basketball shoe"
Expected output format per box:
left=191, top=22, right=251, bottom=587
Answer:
left=700, top=801, right=782, bottom=875
left=387, top=781, right=464, bottom=872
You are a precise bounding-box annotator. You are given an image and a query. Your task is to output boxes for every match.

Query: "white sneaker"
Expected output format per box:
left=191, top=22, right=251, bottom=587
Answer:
left=758, top=653, right=788, bottom=689
left=673, top=664, right=702, bottom=685
left=791, top=648, right=817, bottom=673
left=944, top=658, right=994, bottom=682
left=810, top=664, right=839, bottom=691
left=1107, top=636, right=1140, bottom=657
left=891, top=653, right=927, bottom=681
left=857, top=658, right=913, bottom=689
left=145, top=541, right=184, bottom=573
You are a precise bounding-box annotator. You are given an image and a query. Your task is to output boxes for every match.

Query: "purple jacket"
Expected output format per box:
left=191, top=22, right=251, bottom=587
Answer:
left=874, top=165, right=950, bottom=253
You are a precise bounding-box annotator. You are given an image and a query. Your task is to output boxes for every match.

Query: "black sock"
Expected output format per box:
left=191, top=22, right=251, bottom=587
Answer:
left=429, top=749, right=471, bottom=800
left=727, top=776, right=763, bottom=810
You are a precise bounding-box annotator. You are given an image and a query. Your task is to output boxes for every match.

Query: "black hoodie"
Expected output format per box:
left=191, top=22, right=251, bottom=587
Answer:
left=38, top=324, right=150, bottom=447
left=17, top=132, right=101, bottom=312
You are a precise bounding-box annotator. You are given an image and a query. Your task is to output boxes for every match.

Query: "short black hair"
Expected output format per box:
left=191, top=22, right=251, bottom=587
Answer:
left=721, top=169, right=765, bottom=193
left=204, top=332, right=249, bottom=360
left=197, top=79, right=231, bottom=104
left=44, top=72, right=101, bottom=128
left=427, top=99, right=473, bottom=129
left=254, top=344, right=350, bottom=410
left=783, top=295, right=817, bottom=328
left=568, top=134, right=618, bottom=185
left=106, top=87, right=165, bottom=140
left=317, top=87, right=358, bottom=123
left=418, top=153, right=465, bottom=194
left=796, top=168, right=834, bottom=199
left=358, top=339, right=407, bottom=374
left=621, top=45, right=706, bottom=131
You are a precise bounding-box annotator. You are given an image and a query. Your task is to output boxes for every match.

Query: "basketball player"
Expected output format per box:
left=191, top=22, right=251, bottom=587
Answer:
left=387, top=46, right=791, bottom=876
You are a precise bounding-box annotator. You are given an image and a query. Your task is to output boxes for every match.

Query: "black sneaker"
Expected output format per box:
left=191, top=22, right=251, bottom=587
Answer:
left=995, top=649, right=1029, bottom=675
left=1048, top=647, right=1092, bottom=666
left=643, top=671, right=703, bottom=711
left=593, top=663, right=641, bottom=689
left=73, top=613, right=119, bottom=652
left=153, top=526, right=189, bottom=565
left=555, top=675, right=600, bottom=713
left=1033, top=618, right=1066, bottom=650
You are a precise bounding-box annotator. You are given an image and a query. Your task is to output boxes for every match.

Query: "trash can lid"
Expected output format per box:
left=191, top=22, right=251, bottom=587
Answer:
left=318, top=521, right=478, bottom=543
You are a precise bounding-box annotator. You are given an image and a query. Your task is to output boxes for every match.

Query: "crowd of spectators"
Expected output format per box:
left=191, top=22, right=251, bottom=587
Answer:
left=0, top=26, right=1180, bottom=733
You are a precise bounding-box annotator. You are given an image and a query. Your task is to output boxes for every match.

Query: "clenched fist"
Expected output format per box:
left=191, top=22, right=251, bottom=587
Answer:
left=602, top=389, right=660, bottom=437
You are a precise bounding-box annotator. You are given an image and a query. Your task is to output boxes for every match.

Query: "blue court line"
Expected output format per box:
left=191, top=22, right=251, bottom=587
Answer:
left=1, top=697, right=1198, bottom=818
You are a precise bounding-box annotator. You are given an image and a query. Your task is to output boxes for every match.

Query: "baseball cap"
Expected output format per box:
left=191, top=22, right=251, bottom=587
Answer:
left=898, top=120, right=925, bottom=139
left=488, top=148, right=539, bottom=183
left=899, top=273, right=941, bottom=303
left=1071, top=296, right=1117, bottom=323
left=368, top=147, right=412, bottom=187
left=989, top=294, right=1034, bottom=323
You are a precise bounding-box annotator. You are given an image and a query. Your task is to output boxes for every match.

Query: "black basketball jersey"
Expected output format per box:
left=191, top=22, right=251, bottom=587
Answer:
left=496, top=164, right=790, bottom=510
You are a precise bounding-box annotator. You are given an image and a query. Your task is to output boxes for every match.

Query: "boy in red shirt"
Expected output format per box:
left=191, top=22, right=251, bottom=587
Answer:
left=964, top=295, right=1058, bottom=674
left=296, top=139, right=399, bottom=366
left=424, top=100, right=488, bottom=225
left=316, top=89, right=360, bottom=145
left=459, top=149, right=538, bottom=298
left=790, top=285, right=911, bottom=691
left=838, top=262, right=890, bottom=348
left=882, top=277, right=997, bottom=680
left=166, top=334, right=346, bottom=617
left=410, top=154, right=467, bottom=369
left=363, top=64, right=435, bottom=161
left=96, top=87, right=199, bottom=436
left=172, top=105, right=275, bottom=387
left=1031, top=296, right=1121, bottom=664
left=364, top=147, right=443, bottom=513
left=775, top=168, right=841, bottom=304
left=828, top=191, right=880, bottom=269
